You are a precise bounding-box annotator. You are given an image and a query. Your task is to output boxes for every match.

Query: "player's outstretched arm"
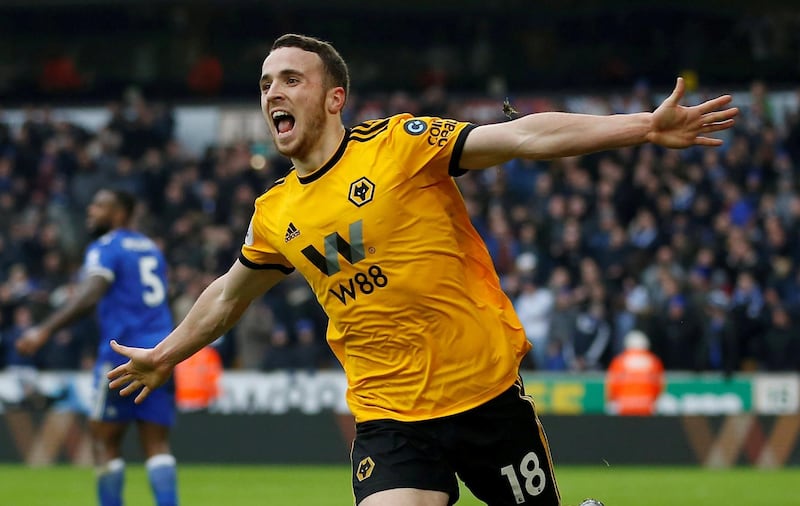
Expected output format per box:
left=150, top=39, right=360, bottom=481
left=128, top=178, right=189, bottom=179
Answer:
left=108, top=259, right=286, bottom=403
left=16, top=275, right=109, bottom=356
left=459, top=77, right=738, bottom=170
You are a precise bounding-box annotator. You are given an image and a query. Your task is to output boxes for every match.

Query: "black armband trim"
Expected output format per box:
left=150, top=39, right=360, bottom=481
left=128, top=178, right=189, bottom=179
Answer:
left=238, top=253, right=295, bottom=274
left=448, top=123, right=477, bottom=177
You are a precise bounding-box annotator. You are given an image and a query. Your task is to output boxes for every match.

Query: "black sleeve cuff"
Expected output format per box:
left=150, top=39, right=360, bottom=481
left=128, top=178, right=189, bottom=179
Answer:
left=448, top=123, right=477, bottom=177
left=238, top=252, right=295, bottom=274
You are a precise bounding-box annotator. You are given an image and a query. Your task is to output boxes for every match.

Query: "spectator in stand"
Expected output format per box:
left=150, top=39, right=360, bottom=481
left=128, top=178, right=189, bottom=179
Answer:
left=766, top=257, right=799, bottom=307
left=261, top=323, right=294, bottom=372
left=550, top=218, right=585, bottom=280
left=527, top=170, right=554, bottom=223
left=565, top=301, right=611, bottom=371
left=641, top=245, right=686, bottom=306
left=612, top=277, right=652, bottom=356
left=740, top=80, right=775, bottom=140
left=293, top=318, right=322, bottom=373
left=655, top=292, right=704, bottom=370
left=233, top=297, right=275, bottom=369
left=628, top=208, right=661, bottom=263
left=699, top=289, right=738, bottom=375
left=514, top=274, right=554, bottom=370
left=730, top=270, right=768, bottom=370
left=516, top=220, right=550, bottom=283
left=760, top=305, right=800, bottom=371
left=606, top=330, right=665, bottom=416
left=2, top=305, right=38, bottom=370
left=546, top=266, right=578, bottom=351
left=483, top=204, right=519, bottom=276
left=595, top=222, right=631, bottom=291
left=542, top=340, right=568, bottom=371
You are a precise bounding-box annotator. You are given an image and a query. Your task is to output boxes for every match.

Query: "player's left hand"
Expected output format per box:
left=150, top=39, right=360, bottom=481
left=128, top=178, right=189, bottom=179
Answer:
left=107, top=340, right=173, bottom=404
left=647, top=77, right=738, bottom=149
left=15, top=326, right=49, bottom=356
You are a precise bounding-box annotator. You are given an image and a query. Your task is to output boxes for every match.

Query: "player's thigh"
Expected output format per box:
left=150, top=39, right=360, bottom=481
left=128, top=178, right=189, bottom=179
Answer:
left=351, top=420, right=459, bottom=506
left=89, top=420, right=128, bottom=460
left=136, top=419, right=172, bottom=457
left=359, top=488, right=449, bottom=506
left=453, top=386, right=560, bottom=506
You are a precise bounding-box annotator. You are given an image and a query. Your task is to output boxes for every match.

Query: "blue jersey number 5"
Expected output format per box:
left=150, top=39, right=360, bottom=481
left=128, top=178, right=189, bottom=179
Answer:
left=138, top=255, right=166, bottom=307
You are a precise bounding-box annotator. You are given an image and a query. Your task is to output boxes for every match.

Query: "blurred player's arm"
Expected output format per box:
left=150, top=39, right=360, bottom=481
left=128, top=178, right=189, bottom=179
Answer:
left=108, top=259, right=285, bottom=403
left=16, top=275, right=109, bottom=355
left=459, top=77, right=738, bottom=170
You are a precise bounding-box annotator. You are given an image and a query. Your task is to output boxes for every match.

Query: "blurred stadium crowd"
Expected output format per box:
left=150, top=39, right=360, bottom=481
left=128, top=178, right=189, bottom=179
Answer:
left=3, top=2, right=800, bottom=102
left=0, top=78, right=799, bottom=377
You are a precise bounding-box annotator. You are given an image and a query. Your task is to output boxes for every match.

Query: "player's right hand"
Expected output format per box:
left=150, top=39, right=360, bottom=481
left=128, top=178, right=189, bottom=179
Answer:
left=107, top=340, right=172, bottom=404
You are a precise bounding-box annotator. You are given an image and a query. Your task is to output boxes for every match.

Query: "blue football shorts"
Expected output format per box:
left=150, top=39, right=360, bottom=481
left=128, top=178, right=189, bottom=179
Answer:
left=91, top=359, right=176, bottom=427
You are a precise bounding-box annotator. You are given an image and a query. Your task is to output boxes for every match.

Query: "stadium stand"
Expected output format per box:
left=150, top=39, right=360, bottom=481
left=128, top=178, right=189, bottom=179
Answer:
left=0, top=1, right=799, bottom=376
left=0, top=80, right=798, bottom=376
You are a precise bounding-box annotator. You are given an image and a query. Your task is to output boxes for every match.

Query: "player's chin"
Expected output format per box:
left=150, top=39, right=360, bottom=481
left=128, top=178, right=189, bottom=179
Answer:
left=274, top=135, right=301, bottom=157
left=87, top=226, right=108, bottom=239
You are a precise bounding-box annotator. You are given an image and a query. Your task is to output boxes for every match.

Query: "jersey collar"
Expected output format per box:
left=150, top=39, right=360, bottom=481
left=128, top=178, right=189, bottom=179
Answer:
left=296, top=129, right=351, bottom=185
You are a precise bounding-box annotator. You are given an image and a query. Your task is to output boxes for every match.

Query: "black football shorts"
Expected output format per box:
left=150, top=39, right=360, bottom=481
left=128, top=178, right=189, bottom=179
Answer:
left=350, top=378, right=561, bottom=505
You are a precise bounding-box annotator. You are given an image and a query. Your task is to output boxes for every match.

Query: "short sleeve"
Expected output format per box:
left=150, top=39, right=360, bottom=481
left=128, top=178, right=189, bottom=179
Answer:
left=390, top=116, right=476, bottom=181
left=239, top=214, right=295, bottom=274
left=83, top=243, right=116, bottom=282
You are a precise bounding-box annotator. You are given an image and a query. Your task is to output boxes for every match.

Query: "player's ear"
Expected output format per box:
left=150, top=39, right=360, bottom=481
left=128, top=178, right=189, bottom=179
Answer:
left=327, top=86, right=346, bottom=114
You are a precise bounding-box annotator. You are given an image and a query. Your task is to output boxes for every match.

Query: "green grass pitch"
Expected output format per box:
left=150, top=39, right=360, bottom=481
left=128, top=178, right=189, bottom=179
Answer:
left=0, top=464, right=795, bottom=505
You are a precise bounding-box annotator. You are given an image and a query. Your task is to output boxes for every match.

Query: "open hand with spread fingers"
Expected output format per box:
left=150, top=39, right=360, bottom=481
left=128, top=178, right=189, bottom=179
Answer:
left=646, top=76, right=739, bottom=149
left=107, top=340, right=174, bottom=404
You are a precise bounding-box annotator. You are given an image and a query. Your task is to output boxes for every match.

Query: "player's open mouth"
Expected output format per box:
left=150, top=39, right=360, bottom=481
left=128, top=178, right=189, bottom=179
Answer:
left=272, top=110, right=295, bottom=137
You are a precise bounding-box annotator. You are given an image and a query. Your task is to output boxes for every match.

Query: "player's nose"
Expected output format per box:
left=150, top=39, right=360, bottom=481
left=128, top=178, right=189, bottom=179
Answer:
left=264, top=83, right=286, bottom=102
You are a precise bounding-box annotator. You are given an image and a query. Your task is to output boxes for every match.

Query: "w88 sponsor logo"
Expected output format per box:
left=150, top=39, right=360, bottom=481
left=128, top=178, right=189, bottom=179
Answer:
left=328, top=264, right=388, bottom=305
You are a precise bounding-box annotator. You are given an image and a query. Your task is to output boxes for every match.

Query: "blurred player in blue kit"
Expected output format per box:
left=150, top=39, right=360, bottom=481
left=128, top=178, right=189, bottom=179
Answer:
left=17, top=188, right=178, bottom=506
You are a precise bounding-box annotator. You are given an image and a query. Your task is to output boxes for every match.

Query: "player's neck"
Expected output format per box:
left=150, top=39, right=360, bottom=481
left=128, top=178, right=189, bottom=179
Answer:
left=293, top=124, right=346, bottom=177
left=108, top=224, right=132, bottom=236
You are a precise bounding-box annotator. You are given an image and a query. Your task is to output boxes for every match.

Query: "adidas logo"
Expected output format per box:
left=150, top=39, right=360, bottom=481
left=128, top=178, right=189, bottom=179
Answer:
left=285, top=222, right=300, bottom=242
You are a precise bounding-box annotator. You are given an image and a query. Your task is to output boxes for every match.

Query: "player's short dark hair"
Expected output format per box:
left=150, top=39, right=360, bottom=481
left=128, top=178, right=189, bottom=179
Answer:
left=271, top=33, right=350, bottom=100
left=108, top=189, right=136, bottom=219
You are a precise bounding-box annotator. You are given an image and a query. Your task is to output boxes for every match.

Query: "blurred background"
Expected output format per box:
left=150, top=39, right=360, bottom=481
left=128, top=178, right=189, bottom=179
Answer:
left=1, top=0, right=800, bottom=101
left=0, top=0, right=799, bottom=477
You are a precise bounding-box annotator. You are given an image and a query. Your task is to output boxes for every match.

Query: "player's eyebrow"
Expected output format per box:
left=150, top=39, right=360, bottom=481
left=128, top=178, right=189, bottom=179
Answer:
left=259, top=68, right=303, bottom=87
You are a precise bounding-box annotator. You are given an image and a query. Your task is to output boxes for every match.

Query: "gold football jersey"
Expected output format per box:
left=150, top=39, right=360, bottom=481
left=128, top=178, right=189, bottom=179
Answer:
left=240, top=114, right=531, bottom=422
